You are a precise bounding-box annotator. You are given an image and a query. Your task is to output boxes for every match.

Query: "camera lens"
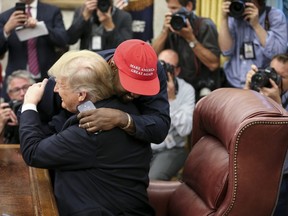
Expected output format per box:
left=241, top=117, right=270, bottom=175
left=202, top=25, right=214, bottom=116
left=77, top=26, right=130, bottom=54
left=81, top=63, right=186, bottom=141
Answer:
left=170, top=14, right=186, bottom=31
left=229, top=0, right=246, bottom=19
left=98, top=0, right=111, bottom=13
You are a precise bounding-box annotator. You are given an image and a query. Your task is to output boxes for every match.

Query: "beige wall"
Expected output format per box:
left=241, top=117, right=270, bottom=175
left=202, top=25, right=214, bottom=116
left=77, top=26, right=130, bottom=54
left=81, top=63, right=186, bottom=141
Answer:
left=0, top=0, right=167, bottom=72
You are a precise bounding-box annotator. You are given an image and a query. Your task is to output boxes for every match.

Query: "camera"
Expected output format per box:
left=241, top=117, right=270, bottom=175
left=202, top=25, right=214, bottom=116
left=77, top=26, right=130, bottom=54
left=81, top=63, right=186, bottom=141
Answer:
left=197, top=79, right=216, bottom=98
left=160, top=60, right=179, bottom=94
left=229, top=0, right=250, bottom=19
left=8, top=100, right=23, bottom=114
left=170, top=7, right=190, bottom=31
left=160, top=60, right=175, bottom=80
left=250, top=67, right=281, bottom=92
left=97, top=0, right=111, bottom=13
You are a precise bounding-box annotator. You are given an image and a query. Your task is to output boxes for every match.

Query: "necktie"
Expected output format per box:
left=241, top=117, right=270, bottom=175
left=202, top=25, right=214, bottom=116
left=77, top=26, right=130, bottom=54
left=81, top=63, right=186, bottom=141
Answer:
left=27, top=6, right=40, bottom=76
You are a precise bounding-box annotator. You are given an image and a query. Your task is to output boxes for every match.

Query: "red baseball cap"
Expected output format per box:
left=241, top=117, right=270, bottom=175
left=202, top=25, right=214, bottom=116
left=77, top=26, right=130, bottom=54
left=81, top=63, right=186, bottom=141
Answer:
left=114, top=39, right=160, bottom=96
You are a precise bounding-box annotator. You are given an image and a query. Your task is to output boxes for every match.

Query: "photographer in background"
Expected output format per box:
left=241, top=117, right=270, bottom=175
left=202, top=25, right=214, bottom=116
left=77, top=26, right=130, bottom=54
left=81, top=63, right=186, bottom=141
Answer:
left=219, top=0, right=287, bottom=89
left=0, top=0, right=68, bottom=101
left=0, top=70, right=35, bottom=143
left=149, top=49, right=195, bottom=181
left=152, top=0, right=221, bottom=101
left=67, top=0, right=133, bottom=51
left=244, top=53, right=288, bottom=216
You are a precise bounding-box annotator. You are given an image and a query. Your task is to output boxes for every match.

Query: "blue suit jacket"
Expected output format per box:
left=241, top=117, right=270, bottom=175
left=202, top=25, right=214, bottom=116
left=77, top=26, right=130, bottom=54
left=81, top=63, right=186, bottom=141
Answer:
left=0, top=2, right=68, bottom=92
left=37, top=49, right=171, bottom=144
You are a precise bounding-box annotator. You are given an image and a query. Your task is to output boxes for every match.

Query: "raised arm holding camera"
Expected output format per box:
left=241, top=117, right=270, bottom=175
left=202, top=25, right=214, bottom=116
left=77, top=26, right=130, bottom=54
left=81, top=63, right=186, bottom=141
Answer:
left=152, top=0, right=221, bottom=101
left=244, top=53, right=288, bottom=216
left=219, top=0, right=287, bottom=89
left=67, top=0, right=133, bottom=51
left=0, top=70, right=35, bottom=144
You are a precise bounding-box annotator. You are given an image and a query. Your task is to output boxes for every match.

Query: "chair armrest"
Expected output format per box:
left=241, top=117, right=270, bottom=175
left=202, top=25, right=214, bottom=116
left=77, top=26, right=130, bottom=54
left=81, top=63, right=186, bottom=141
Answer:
left=147, top=180, right=181, bottom=216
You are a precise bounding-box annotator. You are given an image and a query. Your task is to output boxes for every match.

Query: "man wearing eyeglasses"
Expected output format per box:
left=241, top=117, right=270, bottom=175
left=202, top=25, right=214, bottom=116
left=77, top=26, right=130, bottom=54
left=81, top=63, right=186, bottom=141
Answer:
left=0, top=70, right=34, bottom=143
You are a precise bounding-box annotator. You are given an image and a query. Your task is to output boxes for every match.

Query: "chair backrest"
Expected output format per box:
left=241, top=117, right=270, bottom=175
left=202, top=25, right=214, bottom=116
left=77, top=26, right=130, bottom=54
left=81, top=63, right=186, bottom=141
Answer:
left=167, top=88, right=288, bottom=216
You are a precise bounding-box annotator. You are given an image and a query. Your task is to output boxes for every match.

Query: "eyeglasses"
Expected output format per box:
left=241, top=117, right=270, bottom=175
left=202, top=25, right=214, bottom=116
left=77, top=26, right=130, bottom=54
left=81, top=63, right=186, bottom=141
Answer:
left=8, top=84, right=31, bottom=94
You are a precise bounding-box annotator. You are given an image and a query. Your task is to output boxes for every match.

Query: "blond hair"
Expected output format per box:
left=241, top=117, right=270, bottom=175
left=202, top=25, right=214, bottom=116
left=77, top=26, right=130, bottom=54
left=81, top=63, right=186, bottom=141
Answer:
left=48, top=50, right=114, bottom=101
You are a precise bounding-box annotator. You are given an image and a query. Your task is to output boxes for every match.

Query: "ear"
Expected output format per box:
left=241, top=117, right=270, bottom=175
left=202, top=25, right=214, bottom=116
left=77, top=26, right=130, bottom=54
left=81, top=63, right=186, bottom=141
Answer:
left=78, top=91, right=87, bottom=103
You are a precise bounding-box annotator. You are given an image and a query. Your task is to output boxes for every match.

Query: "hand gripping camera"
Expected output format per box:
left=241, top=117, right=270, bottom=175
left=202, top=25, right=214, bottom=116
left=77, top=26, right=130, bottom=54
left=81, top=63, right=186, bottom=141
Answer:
left=229, top=0, right=251, bottom=19
left=250, top=67, right=281, bottom=92
left=9, top=100, right=23, bottom=114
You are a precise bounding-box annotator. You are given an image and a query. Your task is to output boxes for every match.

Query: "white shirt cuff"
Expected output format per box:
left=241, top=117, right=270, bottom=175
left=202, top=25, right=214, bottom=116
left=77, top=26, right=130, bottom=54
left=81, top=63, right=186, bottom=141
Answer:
left=21, top=103, right=38, bottom=113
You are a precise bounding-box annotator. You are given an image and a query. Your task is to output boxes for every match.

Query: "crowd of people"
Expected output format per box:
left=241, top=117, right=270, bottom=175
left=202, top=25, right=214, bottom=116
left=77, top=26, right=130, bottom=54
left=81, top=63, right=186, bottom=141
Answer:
left=1, top=0, right=288, bottom=215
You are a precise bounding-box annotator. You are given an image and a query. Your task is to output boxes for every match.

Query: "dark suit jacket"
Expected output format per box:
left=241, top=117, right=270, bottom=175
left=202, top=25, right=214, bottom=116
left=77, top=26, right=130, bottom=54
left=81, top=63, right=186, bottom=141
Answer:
left=0, top=2, right=68, bottom=97
left=20, top=97, right=154, bottom=216
left=37, top=49, right=171, bottom=144
left=67, top=6, right=132, bottom=50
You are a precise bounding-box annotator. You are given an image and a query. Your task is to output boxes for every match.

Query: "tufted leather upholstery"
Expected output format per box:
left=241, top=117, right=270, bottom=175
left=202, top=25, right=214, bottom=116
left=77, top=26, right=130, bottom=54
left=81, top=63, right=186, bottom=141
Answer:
left=148, top=88, right=288, bottom=216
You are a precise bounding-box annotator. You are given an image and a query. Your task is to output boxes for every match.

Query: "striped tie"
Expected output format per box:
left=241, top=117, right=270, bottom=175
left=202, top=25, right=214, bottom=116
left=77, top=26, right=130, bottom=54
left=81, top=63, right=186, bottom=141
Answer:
left=27, top=6, right=40, bottom=76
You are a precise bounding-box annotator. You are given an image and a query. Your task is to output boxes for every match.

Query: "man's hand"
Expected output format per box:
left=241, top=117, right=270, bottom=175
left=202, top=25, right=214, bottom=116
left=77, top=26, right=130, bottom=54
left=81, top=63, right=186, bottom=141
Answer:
left=162, top=12, right=173, bottom=34
left=78, top=108, right=134, bottom=133
left=82, top=0, right=97, bottom=21
left=221, top=0, right=231, bottom=19
left=97, top=6, right=115, bottom=30
left=0, top=103, right=18, bottom=127
left=114, top=0, right=128, bottom=9
left=23, top=78, right=48, bottom=105
left=25, top=17, right=38, bottom=28
left=243, top=2, right=259, bottom=27
left=4, top=11, right=27, bottom=35
left=167, top=73, right=176, bottom=101
left=176, top=19, right=196, bottom=43
left=244, top=64, right=258, bottom=89
left=260, top=79, right=282, bottom=104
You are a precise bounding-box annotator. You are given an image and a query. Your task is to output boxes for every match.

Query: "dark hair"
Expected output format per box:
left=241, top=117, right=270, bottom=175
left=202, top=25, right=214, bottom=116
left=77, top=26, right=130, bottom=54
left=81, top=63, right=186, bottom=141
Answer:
left=272, top=53, right=288, bottom=64
left=258, top=0, right=266, bottom=7
left=178, top=0, right=197, bottom=10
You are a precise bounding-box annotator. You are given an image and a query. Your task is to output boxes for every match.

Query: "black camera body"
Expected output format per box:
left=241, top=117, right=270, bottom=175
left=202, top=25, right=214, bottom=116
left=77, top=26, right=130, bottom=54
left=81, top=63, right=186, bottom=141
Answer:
left=197, top=79, right=216, bottom=98
left=250, top=67, right=281, bottom=92
left=170, top=7, right=191, bottom=31
left=229, top=0, right=250, bottom=19
left=160, top=60, right=175, bottom=79
left=8, top=100, right=23, bottom=114
left=98, top=0, right=111, bottom=13
left=160, top=60, right=179, bottom=94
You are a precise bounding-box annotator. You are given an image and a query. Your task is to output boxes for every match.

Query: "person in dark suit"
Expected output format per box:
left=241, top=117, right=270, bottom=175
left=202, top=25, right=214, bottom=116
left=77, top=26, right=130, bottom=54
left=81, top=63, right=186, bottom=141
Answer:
left=37, top=39, right=171, bottom=144
left=0, top=70, right=35, bottom=144
left=67, top=0, right=133, bottom=51
left=19, top=50, right=155, bottom=216
left=0, top=0, right=68, bottom=100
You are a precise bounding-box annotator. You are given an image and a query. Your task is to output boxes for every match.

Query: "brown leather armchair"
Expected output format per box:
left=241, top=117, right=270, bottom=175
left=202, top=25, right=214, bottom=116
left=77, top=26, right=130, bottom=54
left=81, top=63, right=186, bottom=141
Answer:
left=148, top=88, right=288, bottom=216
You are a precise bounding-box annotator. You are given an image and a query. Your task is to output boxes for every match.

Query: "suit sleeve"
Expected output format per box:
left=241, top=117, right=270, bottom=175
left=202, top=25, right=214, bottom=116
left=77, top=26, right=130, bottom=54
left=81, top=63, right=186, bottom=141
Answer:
left=0, top=10, right=11, bottom=55
left=102, top=9, right=133, bottom=48
left=19, top=110, right=95, bottom=170
left=43, top=6, right=68, bottom=47
left=67, top=7, right=91, bottom=45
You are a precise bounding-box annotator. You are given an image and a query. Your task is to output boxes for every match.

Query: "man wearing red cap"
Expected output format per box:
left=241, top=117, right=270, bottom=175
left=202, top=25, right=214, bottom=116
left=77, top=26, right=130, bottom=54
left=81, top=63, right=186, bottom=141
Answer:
left=37, top=39, right=170, bottom=145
